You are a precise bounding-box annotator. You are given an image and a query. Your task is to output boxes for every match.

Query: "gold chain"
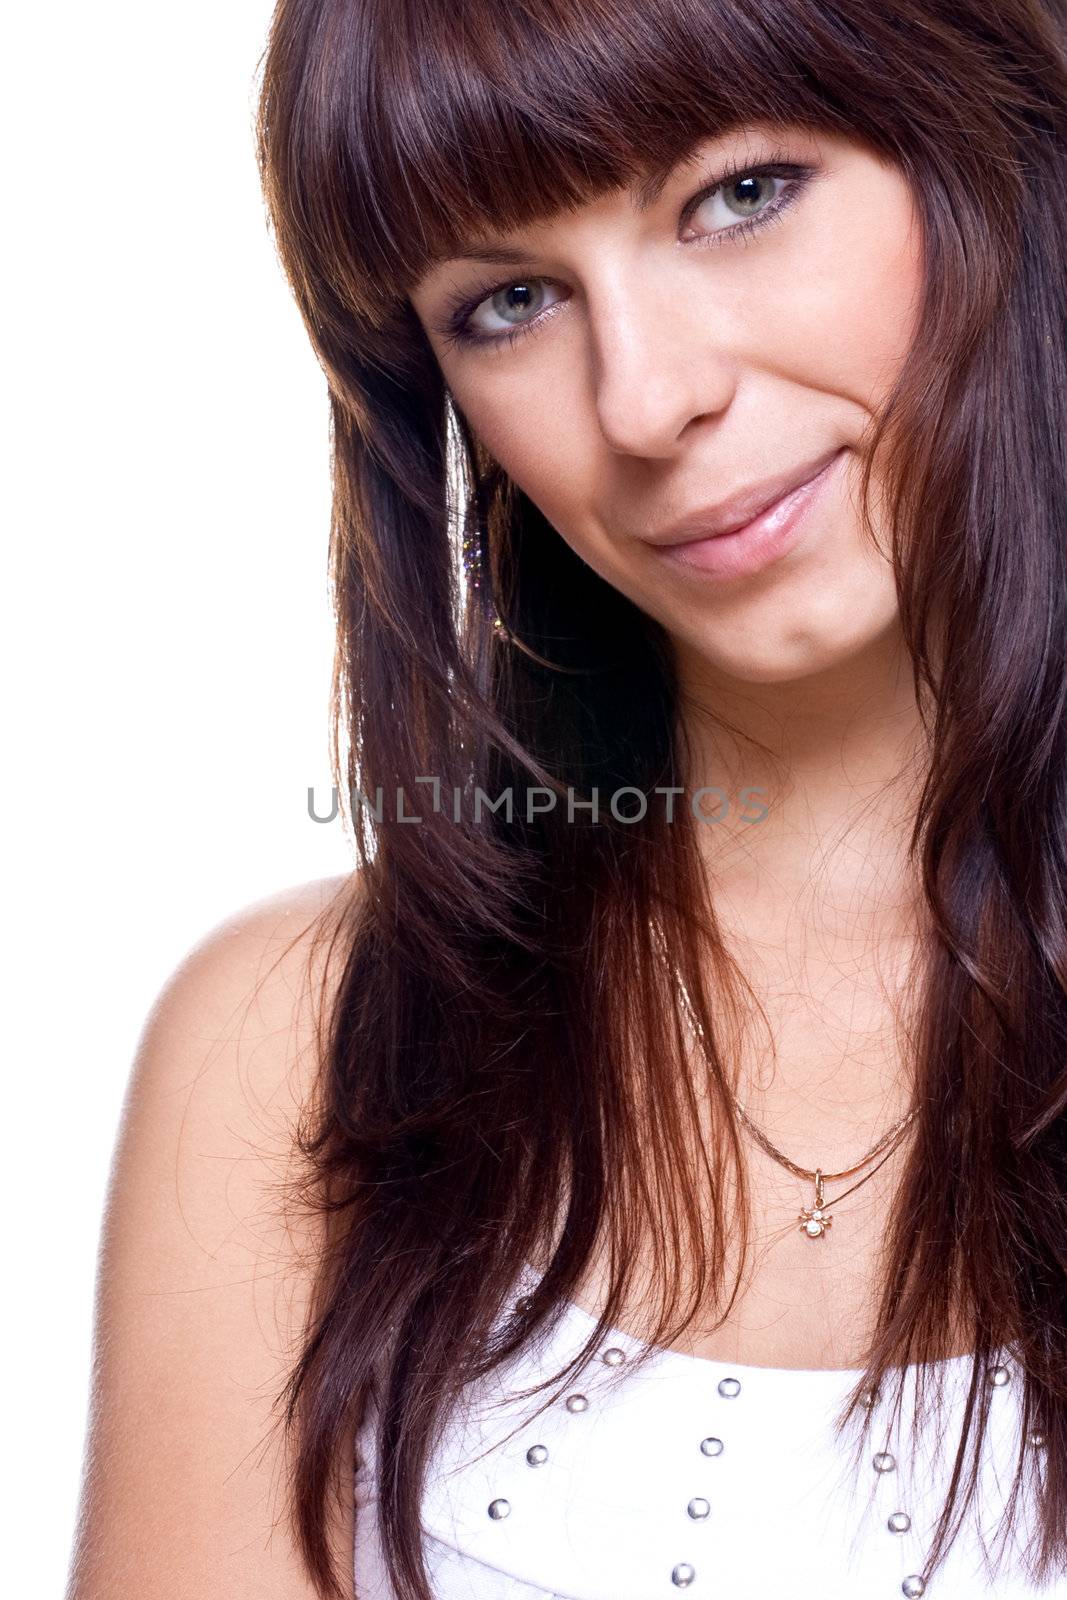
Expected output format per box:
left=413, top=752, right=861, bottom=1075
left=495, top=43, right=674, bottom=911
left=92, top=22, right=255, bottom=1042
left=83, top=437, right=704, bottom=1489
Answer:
left=732, top=1098, right=919, bottom=1186
left=651, top=918, right=919, bottom=1239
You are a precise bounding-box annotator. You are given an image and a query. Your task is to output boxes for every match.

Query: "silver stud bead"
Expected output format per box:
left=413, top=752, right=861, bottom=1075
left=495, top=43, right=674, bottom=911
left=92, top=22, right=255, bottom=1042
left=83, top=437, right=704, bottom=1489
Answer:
left=1028, top=1430, right=1047, bottom=1449
left=671, top=1562, right=696, bottom=1588
left=488, top=1498, right=511, bottom=1520
left=902, top=1576, right=926, bottom=1598
left=990, top=1364, right=1010, bottom=1387
left=717, top=1376, right=741, bottom=1398
left=565, top=1392, right=589, bottom=1413
left=526, top=1444, right=548, bottom=1466
left=699, top=1436, right=724, bottom=1457
left=873, top=1452, right=897, bottom=1473
left=861, top=1387, right=881, bottom=1408
left=601, top=1346, right=626, bottom=1366
left=514, top=1296, right=531, bottom=1315
left=888, top=1512, right=912, bottom=1534
left=687, top=1497, right=711, bottom=1521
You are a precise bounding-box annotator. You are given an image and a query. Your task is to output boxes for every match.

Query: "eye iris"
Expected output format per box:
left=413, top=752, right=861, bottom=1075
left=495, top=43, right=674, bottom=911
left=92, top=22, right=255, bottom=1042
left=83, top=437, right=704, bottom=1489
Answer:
left=723, top=174, right=773, bottom=218
left=491, top=282, right=542, bottom=323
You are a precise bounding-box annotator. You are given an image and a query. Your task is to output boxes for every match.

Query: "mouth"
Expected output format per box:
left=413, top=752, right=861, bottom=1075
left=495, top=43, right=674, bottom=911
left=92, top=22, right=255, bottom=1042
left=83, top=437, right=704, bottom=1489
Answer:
left=643, top=447, right=847, bottom=582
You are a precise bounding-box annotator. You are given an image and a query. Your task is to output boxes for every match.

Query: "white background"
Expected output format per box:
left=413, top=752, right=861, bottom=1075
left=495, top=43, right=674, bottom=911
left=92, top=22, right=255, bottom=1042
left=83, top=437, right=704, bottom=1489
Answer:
left=5, top=5, right=354, bottom=1590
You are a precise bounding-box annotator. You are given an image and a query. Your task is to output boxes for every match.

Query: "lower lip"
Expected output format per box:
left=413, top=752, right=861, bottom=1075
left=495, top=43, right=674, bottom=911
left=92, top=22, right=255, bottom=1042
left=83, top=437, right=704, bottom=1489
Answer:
left=653, top=449, right=845, bottom=582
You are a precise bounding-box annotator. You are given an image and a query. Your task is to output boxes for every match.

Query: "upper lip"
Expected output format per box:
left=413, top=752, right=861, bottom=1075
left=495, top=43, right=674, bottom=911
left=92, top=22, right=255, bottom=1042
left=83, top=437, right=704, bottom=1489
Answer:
left=641, top=446, right=843, bottom=547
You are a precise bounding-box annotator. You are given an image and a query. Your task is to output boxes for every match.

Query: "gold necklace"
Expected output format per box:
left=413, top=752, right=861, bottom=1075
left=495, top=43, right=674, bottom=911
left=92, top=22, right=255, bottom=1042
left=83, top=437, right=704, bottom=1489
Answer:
left=652, top=921, right=919, bottom=1239
left=730, top=1098, right=919, bottom=1239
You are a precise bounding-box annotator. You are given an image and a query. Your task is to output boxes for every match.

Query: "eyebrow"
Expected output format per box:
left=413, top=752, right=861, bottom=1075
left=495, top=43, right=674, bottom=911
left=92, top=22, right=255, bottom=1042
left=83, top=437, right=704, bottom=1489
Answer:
left=423, top=155, right=681, bottom=270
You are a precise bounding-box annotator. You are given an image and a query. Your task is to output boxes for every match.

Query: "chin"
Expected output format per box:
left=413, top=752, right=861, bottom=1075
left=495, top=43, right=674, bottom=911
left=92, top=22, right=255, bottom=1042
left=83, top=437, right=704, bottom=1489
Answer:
left=676, top=595, right=903, bottom=689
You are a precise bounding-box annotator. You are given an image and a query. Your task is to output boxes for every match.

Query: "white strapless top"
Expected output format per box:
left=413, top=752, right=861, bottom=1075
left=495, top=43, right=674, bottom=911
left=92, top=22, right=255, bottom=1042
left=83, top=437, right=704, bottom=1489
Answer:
left=353, top=1266, right=1062, bottom=1599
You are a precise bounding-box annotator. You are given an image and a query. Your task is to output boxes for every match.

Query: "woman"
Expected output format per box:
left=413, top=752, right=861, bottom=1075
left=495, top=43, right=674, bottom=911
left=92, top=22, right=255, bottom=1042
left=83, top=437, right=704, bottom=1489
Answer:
left=66, top=1, right=1067, bottom=1598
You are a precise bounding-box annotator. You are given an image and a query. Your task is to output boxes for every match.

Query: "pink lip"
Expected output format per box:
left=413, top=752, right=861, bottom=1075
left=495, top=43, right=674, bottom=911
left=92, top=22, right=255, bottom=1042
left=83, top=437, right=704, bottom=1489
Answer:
left=650, top=448, right=846, bottom=582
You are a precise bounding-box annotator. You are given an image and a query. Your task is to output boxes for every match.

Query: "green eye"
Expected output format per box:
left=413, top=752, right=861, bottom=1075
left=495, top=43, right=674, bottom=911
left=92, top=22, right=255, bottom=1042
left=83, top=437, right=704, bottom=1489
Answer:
left=488, top=282, right=546, bottom=325
left=689, top=171, right=789, bottom=233
left=461, top=278, right=565, bottom=342
left=720, top=172, right=780, bottom=218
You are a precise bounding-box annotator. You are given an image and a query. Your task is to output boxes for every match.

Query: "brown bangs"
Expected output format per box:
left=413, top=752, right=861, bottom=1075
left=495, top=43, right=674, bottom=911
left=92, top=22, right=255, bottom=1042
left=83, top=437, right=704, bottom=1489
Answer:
left=291, top=0, right=929, bottom=323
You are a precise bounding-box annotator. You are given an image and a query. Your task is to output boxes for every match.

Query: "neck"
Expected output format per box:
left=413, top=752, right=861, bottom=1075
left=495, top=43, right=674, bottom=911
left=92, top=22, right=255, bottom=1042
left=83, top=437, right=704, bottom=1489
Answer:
left=664, top=619, right=934, bottom=1170
left=672, top=620, right=931, bottom=924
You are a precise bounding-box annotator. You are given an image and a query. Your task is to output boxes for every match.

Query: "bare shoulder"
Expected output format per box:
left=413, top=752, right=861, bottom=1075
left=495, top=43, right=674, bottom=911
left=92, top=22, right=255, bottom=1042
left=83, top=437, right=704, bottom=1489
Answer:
left=145, top=870, right=358, bottom=1093
left=66, top=871, right=365, bottom=1600
left=156, top=869, right=359, bottom=1033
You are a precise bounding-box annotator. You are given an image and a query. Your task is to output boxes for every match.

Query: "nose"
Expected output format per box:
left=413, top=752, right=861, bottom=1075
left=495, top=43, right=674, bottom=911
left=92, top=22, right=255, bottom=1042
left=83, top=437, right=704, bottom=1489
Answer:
left=588, top=271, right=739, bottom=459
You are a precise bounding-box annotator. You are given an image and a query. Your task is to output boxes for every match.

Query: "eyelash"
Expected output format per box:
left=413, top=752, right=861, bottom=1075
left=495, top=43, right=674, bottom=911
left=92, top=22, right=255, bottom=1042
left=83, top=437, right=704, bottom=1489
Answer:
left=437, top=155, right=817, bottom=353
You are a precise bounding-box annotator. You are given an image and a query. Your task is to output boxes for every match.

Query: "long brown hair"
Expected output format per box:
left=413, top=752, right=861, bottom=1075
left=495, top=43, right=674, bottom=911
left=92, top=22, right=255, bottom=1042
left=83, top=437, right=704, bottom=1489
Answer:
left=254, top=2, right=1067, bottom=1595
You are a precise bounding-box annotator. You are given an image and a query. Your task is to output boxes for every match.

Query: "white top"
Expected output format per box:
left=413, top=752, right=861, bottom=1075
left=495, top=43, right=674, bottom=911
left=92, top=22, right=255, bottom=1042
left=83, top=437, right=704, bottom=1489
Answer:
left=353, top=1265, right=1061, bottom=1599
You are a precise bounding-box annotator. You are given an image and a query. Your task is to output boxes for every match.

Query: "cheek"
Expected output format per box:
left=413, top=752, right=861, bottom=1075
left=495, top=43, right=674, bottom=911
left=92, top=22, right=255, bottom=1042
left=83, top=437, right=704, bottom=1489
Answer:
left=452, top=373, right=596, bottom=534
left=761, top=165, right=923, bottom=414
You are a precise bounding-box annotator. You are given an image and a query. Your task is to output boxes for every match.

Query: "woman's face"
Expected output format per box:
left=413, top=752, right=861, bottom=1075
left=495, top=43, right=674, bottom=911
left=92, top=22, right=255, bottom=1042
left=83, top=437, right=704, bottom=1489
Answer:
left=410, top=122, right=923, bottom=688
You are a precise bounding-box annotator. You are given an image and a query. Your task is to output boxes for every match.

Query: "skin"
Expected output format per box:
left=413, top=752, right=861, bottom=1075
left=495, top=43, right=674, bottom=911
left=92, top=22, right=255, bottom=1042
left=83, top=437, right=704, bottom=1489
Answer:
left=410, top=121, right=941, bottom=1365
